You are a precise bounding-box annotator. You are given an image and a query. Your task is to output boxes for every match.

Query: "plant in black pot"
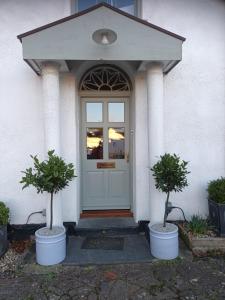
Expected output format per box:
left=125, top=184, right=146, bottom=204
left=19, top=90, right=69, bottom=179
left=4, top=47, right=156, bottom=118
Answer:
left=21, top=150, right=76, bottom=265
left=149, top=153, right=189, bottom=259
left=207, top=177, right=225, bottom=237
left=0, top=201, right=10, bottom=257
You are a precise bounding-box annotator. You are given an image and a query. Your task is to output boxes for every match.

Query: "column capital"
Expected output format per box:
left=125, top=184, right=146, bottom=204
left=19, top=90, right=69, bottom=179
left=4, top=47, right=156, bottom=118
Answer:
left=146, top=62, right=163, bottom=73
left=41, top=61, right=61, bottom=75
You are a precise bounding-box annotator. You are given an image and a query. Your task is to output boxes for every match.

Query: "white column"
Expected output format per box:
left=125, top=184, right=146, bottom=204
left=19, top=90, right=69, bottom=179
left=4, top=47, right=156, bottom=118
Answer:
left=42, top=62, right=60, bottom=154
left=42, top=62, right=62, bottom=227
left=60, top=73, right=80, bottom=223
left=146, top=63, right=165, bottom=225
left=134, top=72, right=150, bottom=221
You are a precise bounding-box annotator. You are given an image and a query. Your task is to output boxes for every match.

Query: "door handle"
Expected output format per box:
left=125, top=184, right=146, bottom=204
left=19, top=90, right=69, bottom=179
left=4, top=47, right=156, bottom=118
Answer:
left=125, top=152, right=129, bottom=163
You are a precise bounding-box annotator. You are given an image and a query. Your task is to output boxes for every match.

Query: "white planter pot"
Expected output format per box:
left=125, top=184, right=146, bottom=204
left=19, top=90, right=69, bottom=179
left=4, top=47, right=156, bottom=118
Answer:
left=35, top=226, right=66, bottom=266
left=149, top=223, right=178, bottom=260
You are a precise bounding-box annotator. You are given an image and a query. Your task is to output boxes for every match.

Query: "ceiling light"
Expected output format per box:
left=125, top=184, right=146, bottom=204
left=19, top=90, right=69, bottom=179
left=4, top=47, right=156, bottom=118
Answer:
left=92, top=29, right=117, bottom=45
left=101, top=33, right=110, bottom=45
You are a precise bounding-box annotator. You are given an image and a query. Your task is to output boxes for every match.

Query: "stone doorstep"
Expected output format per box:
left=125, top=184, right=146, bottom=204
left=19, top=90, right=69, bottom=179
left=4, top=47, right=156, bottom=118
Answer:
left=75, top=218, right=145, bottom=237
left=76, top=217, right=138, bottom=229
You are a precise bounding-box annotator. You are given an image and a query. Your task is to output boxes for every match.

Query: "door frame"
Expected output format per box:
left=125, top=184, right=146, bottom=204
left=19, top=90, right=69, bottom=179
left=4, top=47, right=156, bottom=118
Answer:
left=79, top=93, right=132, bottom=212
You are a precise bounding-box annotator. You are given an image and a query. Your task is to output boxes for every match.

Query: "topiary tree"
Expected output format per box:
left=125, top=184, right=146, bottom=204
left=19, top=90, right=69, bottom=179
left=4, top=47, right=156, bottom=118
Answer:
left=0, top=202, right=10, bottom=225
left=20, top=150, right=76, bottom=230
left=151, top=153, right=190, bottom=227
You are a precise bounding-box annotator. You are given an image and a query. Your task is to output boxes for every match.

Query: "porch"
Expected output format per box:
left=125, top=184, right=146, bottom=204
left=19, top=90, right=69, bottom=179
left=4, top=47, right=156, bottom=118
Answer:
left=17, top=3, right=185, bottom=227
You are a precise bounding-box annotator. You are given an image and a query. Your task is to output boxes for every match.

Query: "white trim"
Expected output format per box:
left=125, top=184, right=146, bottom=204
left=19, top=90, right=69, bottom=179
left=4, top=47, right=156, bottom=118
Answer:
left=79, top=91, right=131, bottom=97
left=80, top=96, right=132, bottom=211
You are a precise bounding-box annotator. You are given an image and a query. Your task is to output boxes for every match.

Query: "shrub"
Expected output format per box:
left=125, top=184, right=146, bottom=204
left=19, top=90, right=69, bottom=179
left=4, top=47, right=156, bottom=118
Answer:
left=187, top=215, right=210, bottom=235
left=207, top=177, right=225, bottom=204
left=151, top=153, right=190, bottom=227
left=20, top=150, right=76, bottom=230
left=0, top=202, right=10, bottom=225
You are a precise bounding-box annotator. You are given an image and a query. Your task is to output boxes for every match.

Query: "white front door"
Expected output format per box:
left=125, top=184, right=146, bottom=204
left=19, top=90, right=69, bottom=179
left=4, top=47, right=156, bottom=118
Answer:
left=81, top=98, right=130, bottom=210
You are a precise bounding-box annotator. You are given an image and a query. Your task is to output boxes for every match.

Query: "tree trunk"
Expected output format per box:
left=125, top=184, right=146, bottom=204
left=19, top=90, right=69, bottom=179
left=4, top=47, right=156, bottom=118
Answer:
left=50, top=192, right=53, bottom=230
left=163, top=192, right=170, bottom=227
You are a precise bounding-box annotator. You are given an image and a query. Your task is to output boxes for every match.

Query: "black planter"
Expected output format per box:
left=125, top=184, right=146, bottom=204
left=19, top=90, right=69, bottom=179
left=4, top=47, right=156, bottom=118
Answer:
left=0, top=225, right=8, bottom=257
left=208, top=199, right=225, bottom=237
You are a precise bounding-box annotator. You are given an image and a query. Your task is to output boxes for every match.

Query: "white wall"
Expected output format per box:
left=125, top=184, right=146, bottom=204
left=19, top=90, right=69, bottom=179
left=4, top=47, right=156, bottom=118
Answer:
left=0, top=0, right=224, bottom=224
left=143, top=0, right=225, bottom=220
left=0, top=1, right=70, bottom=224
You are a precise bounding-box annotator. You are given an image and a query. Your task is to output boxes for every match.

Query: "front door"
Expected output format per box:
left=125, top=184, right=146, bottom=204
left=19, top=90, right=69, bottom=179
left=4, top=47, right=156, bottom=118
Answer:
left=81, top=98, right=130, bottom=210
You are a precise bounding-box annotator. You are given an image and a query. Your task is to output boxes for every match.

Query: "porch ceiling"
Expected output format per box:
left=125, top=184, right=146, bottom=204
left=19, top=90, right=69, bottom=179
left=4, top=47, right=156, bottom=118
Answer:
left=17, top=3, right=185, bottom=75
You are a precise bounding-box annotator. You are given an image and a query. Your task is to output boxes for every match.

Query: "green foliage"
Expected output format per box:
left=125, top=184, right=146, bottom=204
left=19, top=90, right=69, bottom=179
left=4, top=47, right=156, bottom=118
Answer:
left=151, top=153, right=190, bottom=226
left=187, top=215, right=210, bottom=235
left=20, top=150, right=76, bottom=194
left=20, top=150, right=76, bottom=229
left=207, top=177, right=225, bottom=204
left=151, top=153, right=189, bottom=194
left=0, top=201, right=10, bottom=225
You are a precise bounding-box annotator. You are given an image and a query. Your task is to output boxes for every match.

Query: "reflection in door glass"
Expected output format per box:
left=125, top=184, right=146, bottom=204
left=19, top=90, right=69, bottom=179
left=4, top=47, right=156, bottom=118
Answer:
left=87, top=128, right=103, bottom=159
left=86, top=103, right=102, bottom=122
left=108, top=128, right=125, bottom=159
left=108, top=103, right=124, bottom=122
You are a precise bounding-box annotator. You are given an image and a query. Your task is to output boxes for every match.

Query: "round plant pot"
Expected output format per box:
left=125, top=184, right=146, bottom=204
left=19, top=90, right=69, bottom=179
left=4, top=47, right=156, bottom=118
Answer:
left=149, top=223, right=178, bottom=260
left=35, top=226, right=66, bottom=266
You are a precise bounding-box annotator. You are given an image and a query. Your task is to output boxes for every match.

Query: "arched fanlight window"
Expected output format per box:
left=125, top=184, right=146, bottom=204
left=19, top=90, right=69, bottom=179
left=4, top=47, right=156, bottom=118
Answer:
left=80, top=65, right=131, bottom=92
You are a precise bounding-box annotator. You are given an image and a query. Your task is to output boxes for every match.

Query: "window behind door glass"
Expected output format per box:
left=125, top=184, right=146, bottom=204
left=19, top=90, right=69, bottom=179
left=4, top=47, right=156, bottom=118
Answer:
left=76, top=0, right=136, bottom=15
left=78, top=0, right=96, bottom=12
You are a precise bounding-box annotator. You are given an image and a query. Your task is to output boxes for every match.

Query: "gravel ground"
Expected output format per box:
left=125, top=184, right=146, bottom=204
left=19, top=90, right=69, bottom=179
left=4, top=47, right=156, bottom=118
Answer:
left=0, top=249, right=225, bottom=299
left=0, top=249, right=25, bottom=276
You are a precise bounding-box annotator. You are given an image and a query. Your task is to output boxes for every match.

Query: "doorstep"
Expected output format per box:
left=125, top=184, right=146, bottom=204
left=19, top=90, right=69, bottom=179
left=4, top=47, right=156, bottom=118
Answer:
left=63, top=233, right=153, bottom=265
left=63, top=217, right=153, bottom=265
left=77, top=217, right=137, bottom=230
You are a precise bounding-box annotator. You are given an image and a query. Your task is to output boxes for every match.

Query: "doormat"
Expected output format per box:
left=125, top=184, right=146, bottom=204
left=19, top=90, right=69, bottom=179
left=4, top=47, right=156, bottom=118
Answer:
left=81, top=237, right=124, bottom=250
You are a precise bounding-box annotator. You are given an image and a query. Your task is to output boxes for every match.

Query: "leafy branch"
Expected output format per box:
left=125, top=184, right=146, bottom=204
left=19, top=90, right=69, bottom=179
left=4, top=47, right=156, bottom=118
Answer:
left=151, top=153, right=190, bottom=227
left=20, top=150, right=76, bottom=230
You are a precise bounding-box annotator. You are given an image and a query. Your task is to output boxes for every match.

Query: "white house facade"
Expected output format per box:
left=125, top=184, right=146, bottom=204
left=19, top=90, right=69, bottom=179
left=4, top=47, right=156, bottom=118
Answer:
left=0, top=0, right=225, bottom=227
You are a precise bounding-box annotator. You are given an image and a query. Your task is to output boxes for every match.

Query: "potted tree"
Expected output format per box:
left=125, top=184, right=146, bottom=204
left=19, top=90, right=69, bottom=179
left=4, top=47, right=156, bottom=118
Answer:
left=207, top=177, right=225, bottom=236
left=21, top=150, right=76, bottom=265
left=150, top=153, right=189, bottom=259
left=0, top=201, right=10, bottom=257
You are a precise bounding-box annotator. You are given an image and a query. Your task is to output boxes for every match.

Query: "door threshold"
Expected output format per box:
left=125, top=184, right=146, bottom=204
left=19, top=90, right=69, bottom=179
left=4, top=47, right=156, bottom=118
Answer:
left=80, top=209, right=133, bottom=218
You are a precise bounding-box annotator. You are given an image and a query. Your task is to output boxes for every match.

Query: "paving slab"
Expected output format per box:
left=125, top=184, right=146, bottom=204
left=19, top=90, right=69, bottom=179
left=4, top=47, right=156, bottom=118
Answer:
left=64, top=233, right=154, bottom=265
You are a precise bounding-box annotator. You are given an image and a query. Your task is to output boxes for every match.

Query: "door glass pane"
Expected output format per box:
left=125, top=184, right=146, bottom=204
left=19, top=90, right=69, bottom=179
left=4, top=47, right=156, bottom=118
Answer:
left=87, top=128, right=103, bottom=159
left=108, top=103, right=124, bottom=122
left=108, top=128, right=125, bottom=159
left=86, top=103, right=102, bottom=122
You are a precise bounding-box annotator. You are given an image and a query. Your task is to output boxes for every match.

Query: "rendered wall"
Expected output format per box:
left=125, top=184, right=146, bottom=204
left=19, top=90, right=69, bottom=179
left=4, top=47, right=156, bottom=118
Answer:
left=143, top=0, right=225, bottom=220
left=0, top=0, right=70, bottom=224
left=0, top=0, right=224, bottom=224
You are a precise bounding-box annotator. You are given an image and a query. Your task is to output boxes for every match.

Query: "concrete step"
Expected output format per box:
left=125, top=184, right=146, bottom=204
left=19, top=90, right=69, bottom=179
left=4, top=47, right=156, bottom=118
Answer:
left=75, top=217, right=140, bottom=236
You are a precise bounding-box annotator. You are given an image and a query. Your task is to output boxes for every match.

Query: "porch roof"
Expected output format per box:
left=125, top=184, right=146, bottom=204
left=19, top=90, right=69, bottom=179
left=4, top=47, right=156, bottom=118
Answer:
left=17, top=3, right=186, bottom=75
